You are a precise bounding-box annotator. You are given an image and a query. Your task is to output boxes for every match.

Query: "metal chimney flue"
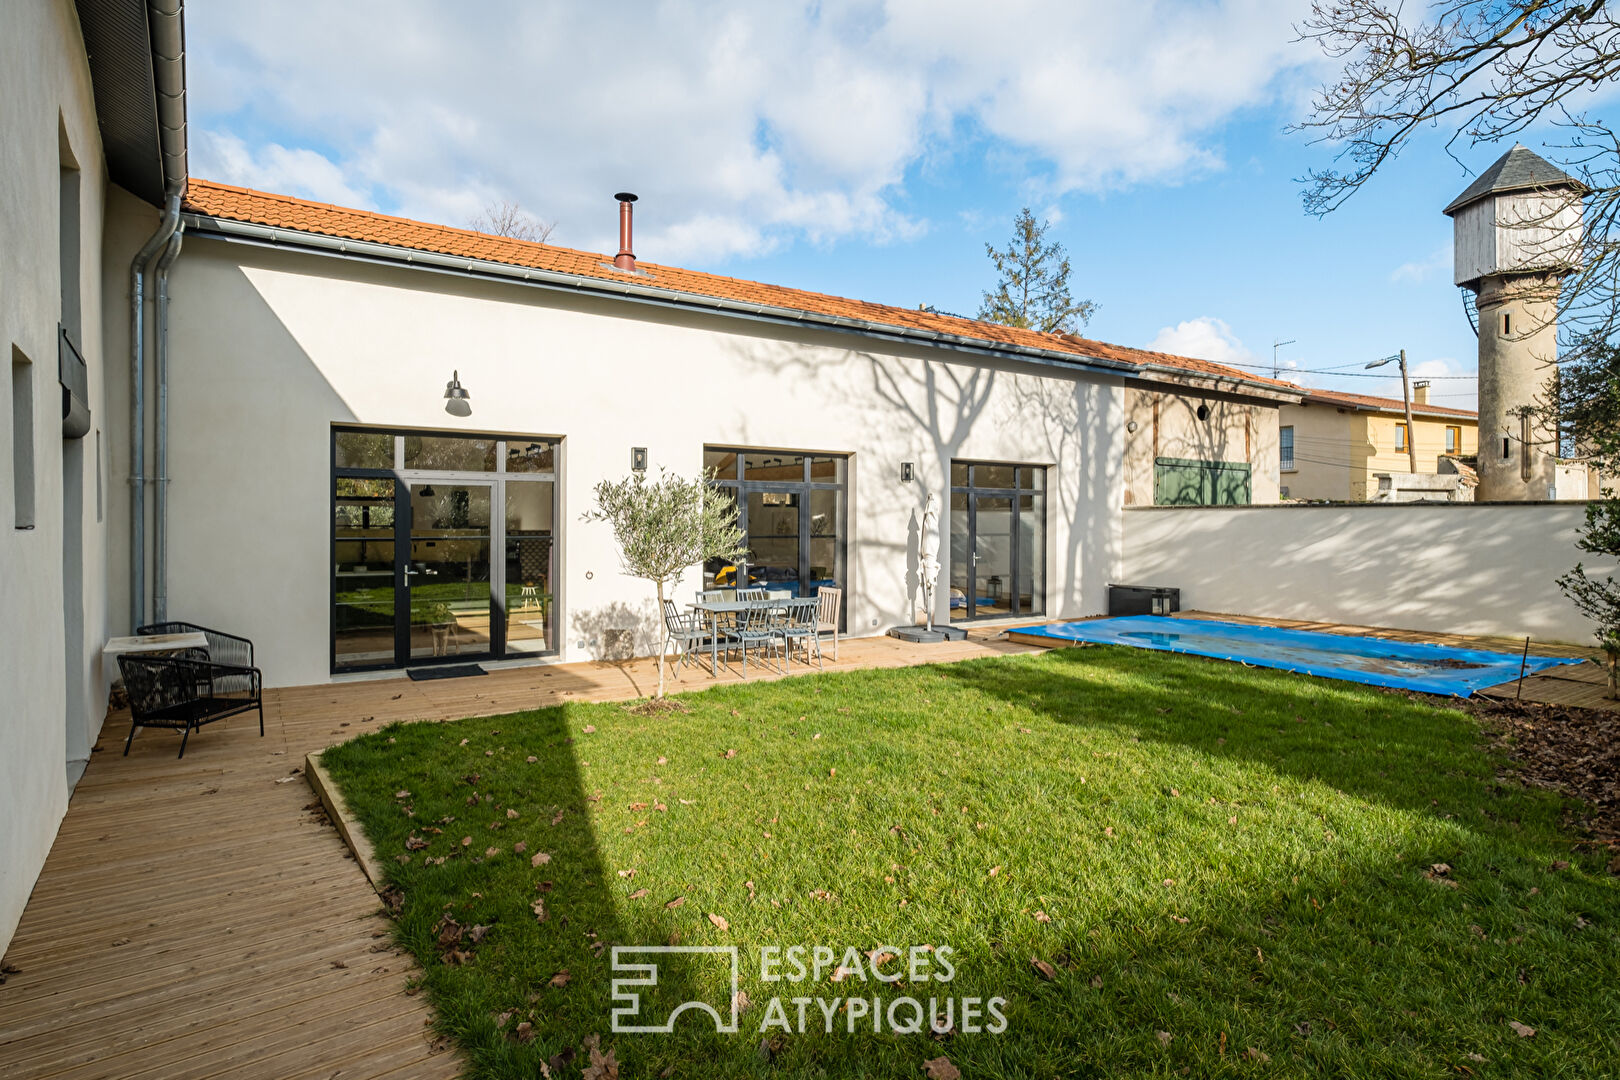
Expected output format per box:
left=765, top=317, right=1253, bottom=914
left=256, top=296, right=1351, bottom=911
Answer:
left=613, top=192, right=638, bottom=271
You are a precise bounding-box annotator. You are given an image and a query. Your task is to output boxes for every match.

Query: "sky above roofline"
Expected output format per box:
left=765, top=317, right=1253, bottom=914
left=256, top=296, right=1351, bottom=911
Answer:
left=185, top=0, right=1607, bottom=414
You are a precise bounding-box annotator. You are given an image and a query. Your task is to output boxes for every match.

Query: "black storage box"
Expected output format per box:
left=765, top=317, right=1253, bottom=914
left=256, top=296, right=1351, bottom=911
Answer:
left=1107, top=584, right=1180, bottom=617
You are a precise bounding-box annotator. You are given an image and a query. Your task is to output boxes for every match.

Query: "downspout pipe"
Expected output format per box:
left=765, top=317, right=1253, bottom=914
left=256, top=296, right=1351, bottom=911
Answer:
left=128, top=193, right=182, bottom=631
left=152, top=225, right=183, bottom=623
left=128, top=0, right=187, bottom=630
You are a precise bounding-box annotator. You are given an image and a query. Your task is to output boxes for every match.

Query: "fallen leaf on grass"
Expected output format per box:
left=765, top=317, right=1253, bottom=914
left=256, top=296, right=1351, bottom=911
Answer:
left=1032, top=911, right=1051, bottom=924
left=485, top=846, right=501, bottom=858
left=733, top=988, right=751, bottom=1013
left=549, top=969, right=571, bottom=987
left=921, top=1056, right=961, bottom=1080
left=628, top=889, right=649, bottom=900
left=1244, top=1047, right=1270, bottom=1062
left=514, top=1021, right=535, bottom=1043
left=723, top=749, right=737, bottom=759
left=666, top=896, right=685, bottom=909
left=506, top=809, right=520, bottom=820
left=394, top=790, right=411, bottom=799
left=1030, top=957, right=1056, bottom=980
left=513, top=841, right=527, bottom=854
left=581, top=1032, right=618, bottom=1080
left=1550, top=860, right=1570, bottom=871
left=583, top=725, right=597, bottom=734
left=707, top=913, right=730, bottom=932
left=405, top=835, right=429, bottom=851
left=532, top=852, right=552, bottom=867
left=552, top=809, right=565, bottom=826
left=618, top=868, right=636, bottom=878
left=460, top=836, right=472, bottom=848
left=1090, top=975, right=1103, bottom=989
left=1169, top=914, right=1189, bottom=924
left=1509, top=1021, right=1536, bottom=1038
left=1155, top=1031, right=1173, bottom=1047
left=532, top=898, right=547, bottom=923
left=988, top=866, right=1001, bottom=877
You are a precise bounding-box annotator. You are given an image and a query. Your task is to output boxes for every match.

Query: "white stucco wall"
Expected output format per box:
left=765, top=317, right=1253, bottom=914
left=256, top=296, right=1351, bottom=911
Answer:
left=0, top=0, right=111, bottom=951
left=1122, top=503, right=1607, bottom=644
left=146, top=237, right=1126, bottom=687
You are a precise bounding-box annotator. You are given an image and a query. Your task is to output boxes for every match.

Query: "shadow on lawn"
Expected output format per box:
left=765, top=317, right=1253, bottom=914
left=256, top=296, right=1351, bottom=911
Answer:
left=322, top=703, right=714, bottom=1076
left=941, top=644, right=1538, bottom=828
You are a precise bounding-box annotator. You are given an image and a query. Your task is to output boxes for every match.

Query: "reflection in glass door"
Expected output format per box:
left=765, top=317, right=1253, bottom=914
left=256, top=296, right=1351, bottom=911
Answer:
left=949, top=462, right=1046, bottom=621
left=407, top=483, right=493, bottom=660
left=332, top=428, right=558, bottom=672
left=333, top=476, right=397, bottom=667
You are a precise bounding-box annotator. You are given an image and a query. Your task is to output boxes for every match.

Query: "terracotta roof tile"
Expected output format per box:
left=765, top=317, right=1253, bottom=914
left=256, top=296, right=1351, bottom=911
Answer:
left=1301, top=386, right=1477, bottom=419
left=184, top=178, right=1286, bottom=393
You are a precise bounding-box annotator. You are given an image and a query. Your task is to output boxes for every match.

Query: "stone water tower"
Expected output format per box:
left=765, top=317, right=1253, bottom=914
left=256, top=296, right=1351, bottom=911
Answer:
left=1445, top=144, right=1586, bottom=501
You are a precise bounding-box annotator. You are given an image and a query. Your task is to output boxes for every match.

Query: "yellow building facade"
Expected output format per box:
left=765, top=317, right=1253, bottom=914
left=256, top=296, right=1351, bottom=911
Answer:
left=1279, top=388, right=1478, bottom=502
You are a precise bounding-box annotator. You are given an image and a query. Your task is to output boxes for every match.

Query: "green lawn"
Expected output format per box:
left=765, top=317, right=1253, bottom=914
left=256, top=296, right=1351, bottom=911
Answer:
left=320, top=647, right=1620, bottom=1079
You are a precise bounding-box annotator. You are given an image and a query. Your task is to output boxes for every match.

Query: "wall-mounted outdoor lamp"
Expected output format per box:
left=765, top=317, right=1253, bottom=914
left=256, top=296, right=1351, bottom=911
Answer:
left=631, top=447, right=648, bottom=472
left=444, top=370, right=471, bottom=417
left=900, top=461, right=915, bottom=483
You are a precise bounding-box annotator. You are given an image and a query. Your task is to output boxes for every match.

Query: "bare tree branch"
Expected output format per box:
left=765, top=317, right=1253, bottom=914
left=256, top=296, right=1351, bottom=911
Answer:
left=467, top=198, right=557, bottom=244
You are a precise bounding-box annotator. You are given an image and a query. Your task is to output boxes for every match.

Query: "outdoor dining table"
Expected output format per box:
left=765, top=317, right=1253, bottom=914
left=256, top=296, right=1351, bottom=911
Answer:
left=688, top=598, right=797, bottom=677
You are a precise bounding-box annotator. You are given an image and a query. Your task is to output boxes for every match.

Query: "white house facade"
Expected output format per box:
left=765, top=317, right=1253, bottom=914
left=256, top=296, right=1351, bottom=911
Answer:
left=1, top=0, right=1298, bottom=951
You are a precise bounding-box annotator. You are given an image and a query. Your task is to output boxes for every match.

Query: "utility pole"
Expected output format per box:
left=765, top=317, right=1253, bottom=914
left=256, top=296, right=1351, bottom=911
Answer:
left=1272, top=338, right=1295, bottom=380
left=1366, top=350, right=1419, bottom=474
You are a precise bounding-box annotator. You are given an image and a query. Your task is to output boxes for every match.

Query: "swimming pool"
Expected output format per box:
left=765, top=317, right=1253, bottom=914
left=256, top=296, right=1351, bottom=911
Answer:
left=1015, top=616, right=1582, bottom=697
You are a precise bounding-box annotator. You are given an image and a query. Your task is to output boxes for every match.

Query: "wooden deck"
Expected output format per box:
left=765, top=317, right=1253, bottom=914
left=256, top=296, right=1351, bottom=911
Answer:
left=0, top=630, right=1031, bottom=1080
left=1007, top=609, right=1614, bottom=711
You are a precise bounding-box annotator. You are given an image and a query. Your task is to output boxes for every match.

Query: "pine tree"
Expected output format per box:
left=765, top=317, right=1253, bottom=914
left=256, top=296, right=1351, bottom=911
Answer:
left=978, top=208, right=1096, bottom=334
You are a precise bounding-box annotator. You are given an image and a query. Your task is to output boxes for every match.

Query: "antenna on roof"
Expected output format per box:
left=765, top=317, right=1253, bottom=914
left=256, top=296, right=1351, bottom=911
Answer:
left=1272, top=338, right=1296, bottom=380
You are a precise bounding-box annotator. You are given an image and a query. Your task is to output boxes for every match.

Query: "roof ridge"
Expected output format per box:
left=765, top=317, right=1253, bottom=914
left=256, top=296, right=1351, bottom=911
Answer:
left=183, top=177, right=1296, bottom=394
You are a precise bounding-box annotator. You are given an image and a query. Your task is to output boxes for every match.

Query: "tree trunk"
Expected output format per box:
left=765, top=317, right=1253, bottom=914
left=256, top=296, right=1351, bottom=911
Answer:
left=655, top=580, right=668, bottom=699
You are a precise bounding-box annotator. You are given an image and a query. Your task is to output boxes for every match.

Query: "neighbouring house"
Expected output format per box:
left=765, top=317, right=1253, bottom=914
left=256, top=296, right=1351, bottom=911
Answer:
left=1278, top=385, right=1480, bottom=502
left=3, top=0, right=1312, bottom=950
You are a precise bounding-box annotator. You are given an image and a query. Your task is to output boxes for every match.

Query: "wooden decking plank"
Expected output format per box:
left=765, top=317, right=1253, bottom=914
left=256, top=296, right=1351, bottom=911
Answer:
left=0, top=632, right=1028, bottom=1080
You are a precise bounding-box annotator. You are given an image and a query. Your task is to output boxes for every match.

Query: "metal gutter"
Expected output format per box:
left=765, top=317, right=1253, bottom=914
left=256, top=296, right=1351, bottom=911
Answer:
left=1133, top=363, right=1307, bottom=403
left=177, top=213, right=1142, bottom=380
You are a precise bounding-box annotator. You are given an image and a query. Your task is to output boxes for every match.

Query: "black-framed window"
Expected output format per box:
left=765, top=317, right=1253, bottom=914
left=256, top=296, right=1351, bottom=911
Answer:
left=949, top=462, right=1046, bottom=621
left=702, top=447, right=847, bottom=619
left=331, top=427, right=558, bottom=672
left=1280, top=425, right=1295, bottom=471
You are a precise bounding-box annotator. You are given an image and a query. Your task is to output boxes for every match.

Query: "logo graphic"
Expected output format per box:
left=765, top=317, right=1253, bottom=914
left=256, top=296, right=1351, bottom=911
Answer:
left=610, top=946, right=741, bottom=1033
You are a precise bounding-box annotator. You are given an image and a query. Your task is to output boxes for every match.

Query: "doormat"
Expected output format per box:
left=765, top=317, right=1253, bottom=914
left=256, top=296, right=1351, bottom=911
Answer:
left=407, top=664, right=488, bottom=681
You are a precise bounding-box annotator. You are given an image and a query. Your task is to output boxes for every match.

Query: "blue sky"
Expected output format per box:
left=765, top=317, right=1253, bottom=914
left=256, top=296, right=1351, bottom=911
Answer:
left=183, top=0, right=1538, bottom=411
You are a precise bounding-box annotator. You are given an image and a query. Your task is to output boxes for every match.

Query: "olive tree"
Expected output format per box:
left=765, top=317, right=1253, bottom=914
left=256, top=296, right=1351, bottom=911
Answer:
left=582, top=467, right=746, bottom=698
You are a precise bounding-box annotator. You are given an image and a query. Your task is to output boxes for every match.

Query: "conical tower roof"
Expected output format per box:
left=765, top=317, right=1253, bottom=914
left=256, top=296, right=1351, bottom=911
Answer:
left=1443, top=144, right=1586, bottom=216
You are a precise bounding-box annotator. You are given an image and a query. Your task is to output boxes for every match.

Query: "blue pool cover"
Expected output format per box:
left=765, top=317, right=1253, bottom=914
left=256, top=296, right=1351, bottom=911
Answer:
left=1018, top=616, right=1582, bottom=697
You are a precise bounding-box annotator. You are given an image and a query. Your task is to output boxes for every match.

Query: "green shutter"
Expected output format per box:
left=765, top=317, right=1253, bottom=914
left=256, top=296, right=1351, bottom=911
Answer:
left=1153, top=458, right=1251, bottom=506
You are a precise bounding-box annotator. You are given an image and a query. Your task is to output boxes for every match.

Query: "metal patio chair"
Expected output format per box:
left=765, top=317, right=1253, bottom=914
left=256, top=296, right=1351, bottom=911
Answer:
left=662, top=598, right=716, bottom=675
left=815, top=586, right=843, bottom=661
left=776, top=597, right=822, bottom=668
left=137, top=620, right=256, bottom=693
left=727, top=600, right=784, bottom=677
left=117, top=653, right=264, bottom=758
left=735, top=588, right=768, bottom=602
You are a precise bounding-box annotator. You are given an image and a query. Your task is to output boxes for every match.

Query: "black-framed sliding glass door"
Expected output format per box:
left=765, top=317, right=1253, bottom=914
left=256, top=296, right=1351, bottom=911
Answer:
left=949, top=461, right=1046, bottom=621
left=331, top=428, right=558, bottom=672
left=702, top=448, right=847, bottom=619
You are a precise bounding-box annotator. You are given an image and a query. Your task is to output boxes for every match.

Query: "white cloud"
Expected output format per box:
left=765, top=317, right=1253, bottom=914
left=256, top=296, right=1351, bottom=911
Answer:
left=193, top=131, right=375, bottom=209
left=1390, top=244, right=1451, bottom=284
left=1147, top=317, right=1258, bottom=368
left=187, top=0, right=1317, bottom=263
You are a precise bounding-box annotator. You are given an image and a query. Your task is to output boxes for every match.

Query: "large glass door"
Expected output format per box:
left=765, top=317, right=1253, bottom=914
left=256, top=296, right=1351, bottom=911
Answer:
left=332, top=428, right=558, bottom=672
left=949, top=462, right=1046, bottom=621
left=407, top=482, right=493, bottom=661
